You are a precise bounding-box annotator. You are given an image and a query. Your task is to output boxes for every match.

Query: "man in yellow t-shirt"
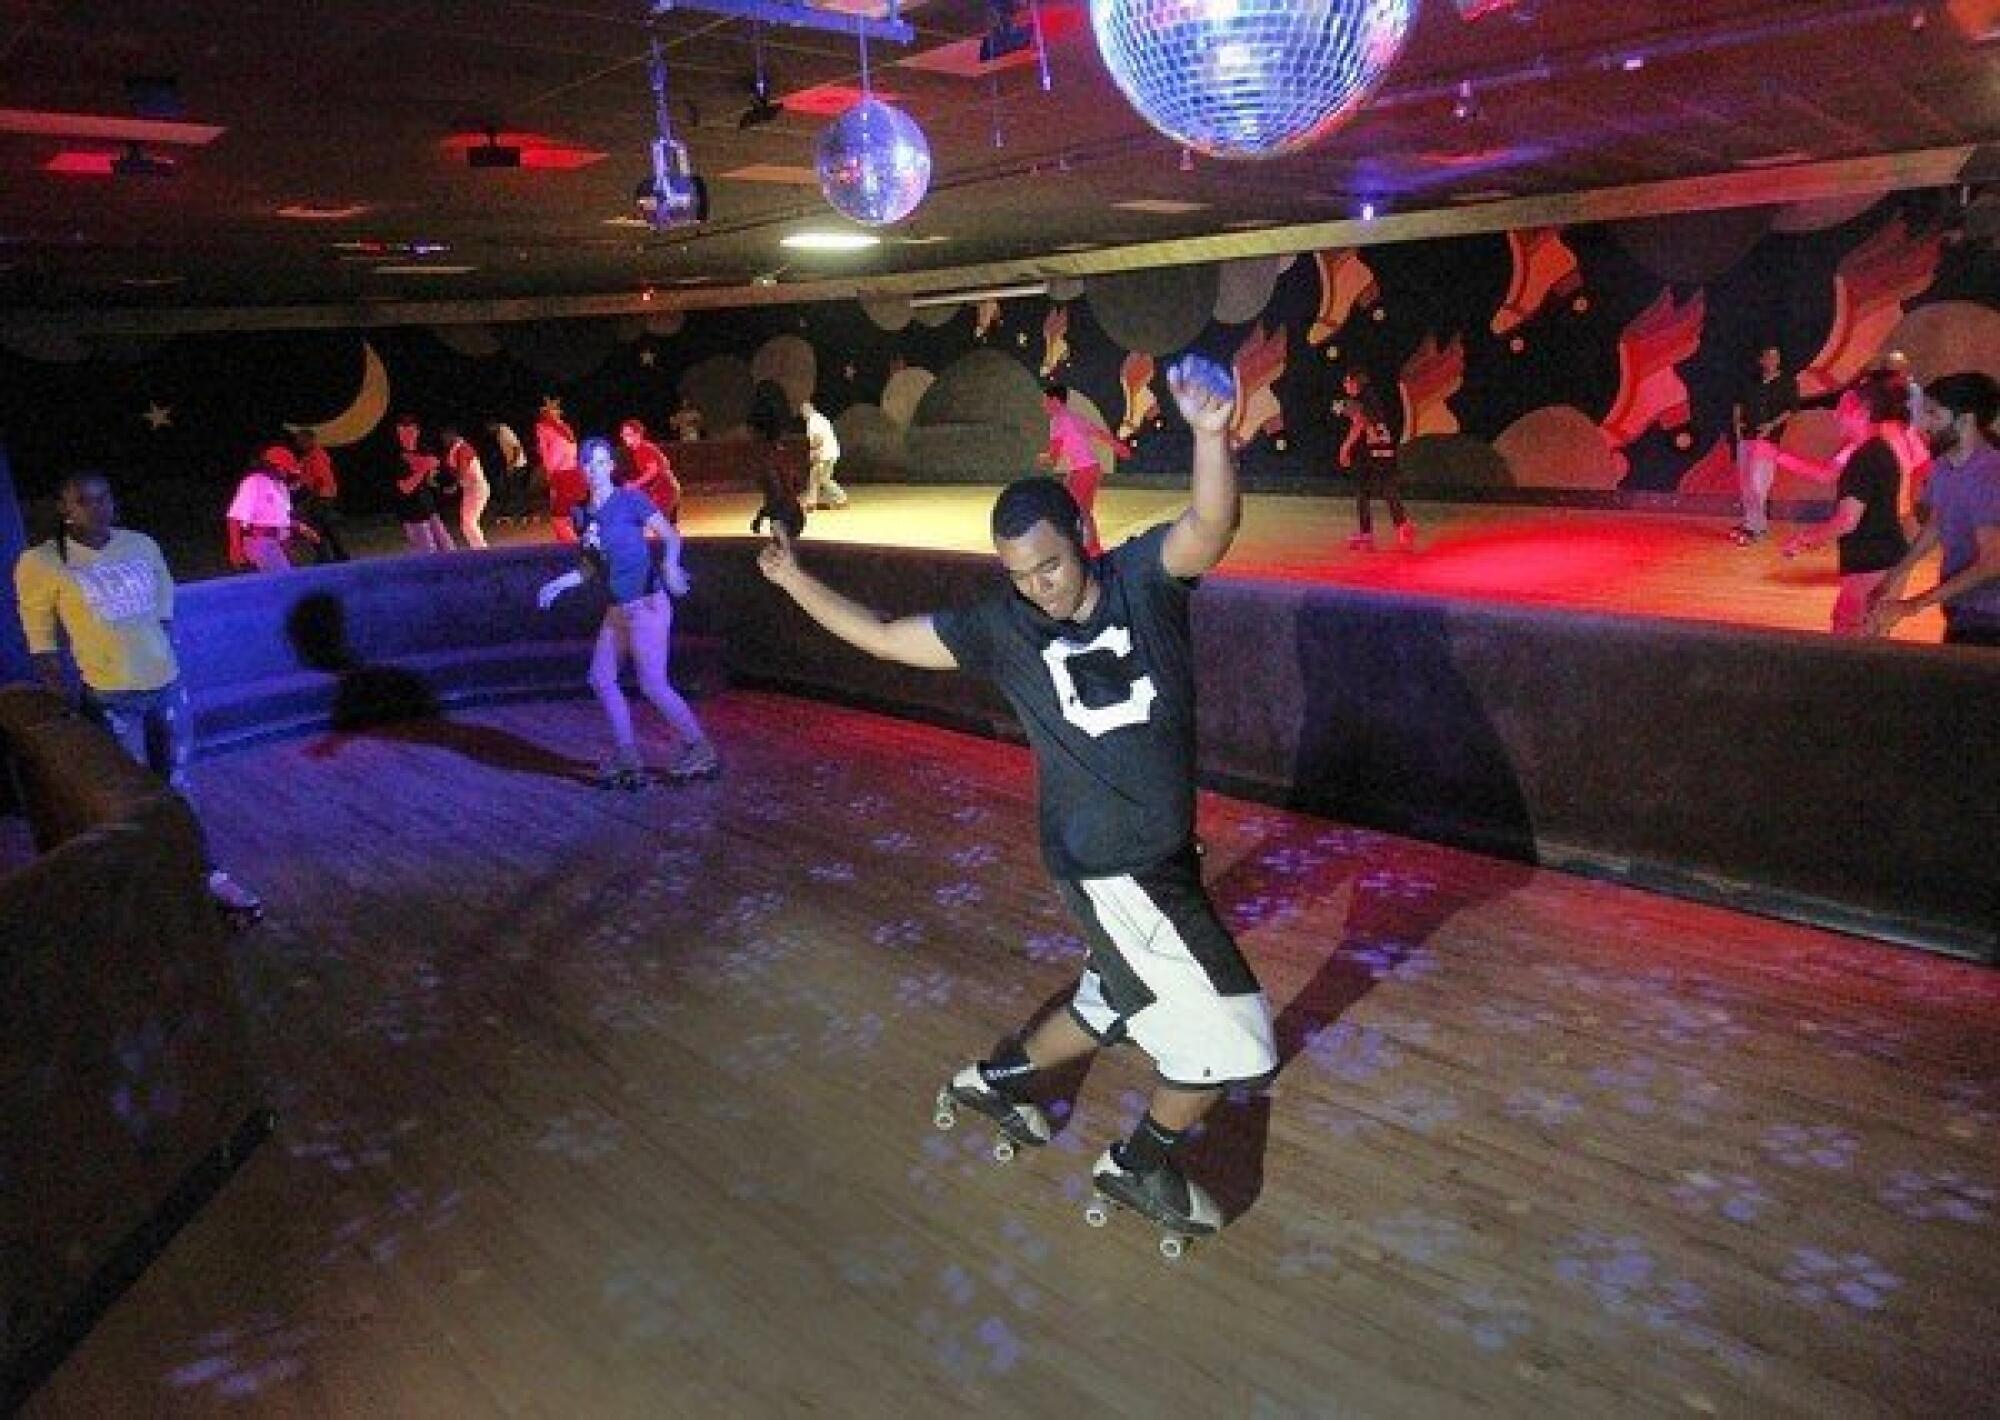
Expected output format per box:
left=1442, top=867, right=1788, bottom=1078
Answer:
left=13, top=470, right=262, bottom=919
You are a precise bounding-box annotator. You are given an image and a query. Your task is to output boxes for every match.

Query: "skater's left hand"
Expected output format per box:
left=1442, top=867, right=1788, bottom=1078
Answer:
left=1167, top=355, right=1234, bottom=438
left=663, top=563, right=691, bottom=597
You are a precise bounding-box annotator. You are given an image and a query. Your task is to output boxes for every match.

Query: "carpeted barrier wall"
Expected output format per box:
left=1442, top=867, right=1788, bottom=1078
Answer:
left=157, top=542, right=1996, bottom=959
left=0, top=686, right=265, bottom=1408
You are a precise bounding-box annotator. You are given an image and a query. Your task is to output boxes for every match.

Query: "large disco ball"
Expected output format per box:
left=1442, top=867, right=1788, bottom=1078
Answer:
left=1091, top=0, right=1416, bottom=160
left=815, top=98, right=933, bottom=226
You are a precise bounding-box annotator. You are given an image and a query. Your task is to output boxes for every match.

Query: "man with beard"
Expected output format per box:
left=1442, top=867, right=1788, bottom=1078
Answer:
left=1868, top=371, right=2000, bottom=646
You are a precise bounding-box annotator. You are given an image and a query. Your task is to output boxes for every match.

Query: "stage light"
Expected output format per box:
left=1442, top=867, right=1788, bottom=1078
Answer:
left=111, top=142, right=175, bottom=178
left=815, top=97, right=931, bottom=225
left=1360, top=200, right=1377, bottom=221
left=636, top=33, right=709, bottom=230
left=466, top=126, right=522, bottom=168
left=1090, top=0, right=1415, bottom=160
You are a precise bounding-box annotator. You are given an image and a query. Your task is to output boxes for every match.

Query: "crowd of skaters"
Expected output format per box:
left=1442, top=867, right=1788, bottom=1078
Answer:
left=144, top=352, right=2000, bottom=645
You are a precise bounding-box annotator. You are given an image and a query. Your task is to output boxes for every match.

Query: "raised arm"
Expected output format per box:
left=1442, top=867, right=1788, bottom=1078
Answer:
left=758, top=529, right=957, bottom=669
left=1160, top=355, right=1240, bottom=579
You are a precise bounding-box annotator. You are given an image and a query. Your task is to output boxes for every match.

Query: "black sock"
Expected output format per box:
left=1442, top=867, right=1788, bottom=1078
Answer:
left=977, top=1042, right=1035, bottom=1099
left=1114, top=1113, right=1183, bottom=1174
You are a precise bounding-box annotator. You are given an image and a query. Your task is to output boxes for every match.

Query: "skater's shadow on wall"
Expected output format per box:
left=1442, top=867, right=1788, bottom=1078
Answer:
left=286, top=592, right=590, bottom=781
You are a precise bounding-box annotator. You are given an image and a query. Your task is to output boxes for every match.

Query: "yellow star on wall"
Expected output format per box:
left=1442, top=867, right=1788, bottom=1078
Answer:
left=141, top=401, right=173, bottom=430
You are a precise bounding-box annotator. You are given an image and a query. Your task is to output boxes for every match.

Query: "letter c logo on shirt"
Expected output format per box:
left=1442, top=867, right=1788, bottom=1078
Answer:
left=1041, top=624, right=1156, bottom=738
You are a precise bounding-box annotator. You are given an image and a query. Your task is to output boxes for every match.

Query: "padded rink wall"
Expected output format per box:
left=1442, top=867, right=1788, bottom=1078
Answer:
left=697, top=542, right=1999, bottom=962
left=0, top=686, right=265, bottom=1408
left=163, top=542, right=1998, bottom=960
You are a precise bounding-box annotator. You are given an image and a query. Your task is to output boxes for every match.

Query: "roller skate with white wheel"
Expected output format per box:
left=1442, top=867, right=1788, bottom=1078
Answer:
left=932, top=1064, right=1050, bottom=1164
left=1084, top=1146, right=1222, bottom=1261
left=592, top=746, right=650, bottom=791
left=206, top=869, right=265, bottom=929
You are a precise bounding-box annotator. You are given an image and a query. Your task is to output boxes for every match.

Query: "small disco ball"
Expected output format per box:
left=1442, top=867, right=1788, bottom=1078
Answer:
left=815, top=98, right=932, bottom=226
left=1091, top=0, right=1416, bottom=160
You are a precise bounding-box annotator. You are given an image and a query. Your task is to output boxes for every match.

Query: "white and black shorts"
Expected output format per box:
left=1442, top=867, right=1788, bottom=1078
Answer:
left=1057, top=846, right=1277, bottom=1090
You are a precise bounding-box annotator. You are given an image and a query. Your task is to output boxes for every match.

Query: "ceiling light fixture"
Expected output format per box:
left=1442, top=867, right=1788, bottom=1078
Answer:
left=739, top=24, right=785, bottom=129
left=779, top=230, right=882, bottom=250
left=277, top=202, right=368, bottom=221
left=909, top=281, right=1048, bottom=308
left=467, top=126, right=522, bottom=168
left=635, top=30, right=709, bottom=229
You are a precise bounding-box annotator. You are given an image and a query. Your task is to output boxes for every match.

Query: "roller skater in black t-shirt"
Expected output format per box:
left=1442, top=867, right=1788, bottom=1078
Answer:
left=759, top=356, right=1276, bottom=1259
left=1335, top=371, right=1413, bottom=552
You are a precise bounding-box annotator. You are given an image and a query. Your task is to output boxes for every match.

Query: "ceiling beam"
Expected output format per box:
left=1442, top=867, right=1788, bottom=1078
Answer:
left=0, top=146, right=1973, bottom=339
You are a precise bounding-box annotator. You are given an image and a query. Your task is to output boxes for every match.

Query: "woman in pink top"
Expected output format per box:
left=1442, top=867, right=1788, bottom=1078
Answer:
left=1039, top=380, right=1131, bottom=558
left=537, top=402, right=583, bottom=544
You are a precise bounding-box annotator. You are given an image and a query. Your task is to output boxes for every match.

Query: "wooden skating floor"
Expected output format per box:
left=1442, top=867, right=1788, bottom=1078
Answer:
left=25, top=693, right=1998, bottom=1417
left=684, top=486, right=1953, bottom=642
left=313, top=483, right=1955, bottom=644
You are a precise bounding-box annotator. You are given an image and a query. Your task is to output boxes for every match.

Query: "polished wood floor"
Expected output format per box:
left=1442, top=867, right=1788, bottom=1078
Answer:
left=26, top=693, right=1997, bottom=1417
left=684, top=487, right=1951, bottom=642
left=240, top=483, right=1954, bottom=643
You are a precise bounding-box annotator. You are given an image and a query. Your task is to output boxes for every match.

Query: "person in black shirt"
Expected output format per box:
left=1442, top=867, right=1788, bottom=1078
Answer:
left=1336, top=370, right=1413, bottom=551
left=1731, top=345, right=1799, bottom=545
left=1782, top=372, right=1911, bottom=634
left=758, top=356, right=1273, bottom=1246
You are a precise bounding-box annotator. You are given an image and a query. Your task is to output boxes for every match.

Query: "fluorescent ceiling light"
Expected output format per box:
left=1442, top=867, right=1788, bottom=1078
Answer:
left=1733, top=151, right=1813, bottom=169
left=779, top=230, right=882, bottom=251
left=909, top=281, right=1047, bottom=308
left=373, top=264, right=478, bottom=275
left=277, top=203, right=368, bottom=221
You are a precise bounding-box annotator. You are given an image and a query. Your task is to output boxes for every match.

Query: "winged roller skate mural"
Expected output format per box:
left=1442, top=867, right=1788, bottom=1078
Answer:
left=1226, top=324, right=1289, bottom=451
left=3, top=194, right=1975, bottom=510
left=1795, top=216, right=1944, bottom=397
left=1492, top=227, right=1587, bottom=350
left=1117, top=352, right=1159, bottom=441
left=1397, top=334, right=1466, bottom=441
left=1040, top=305, right=1071, bottom=378
left=1307, top=248, right=1383, bottom=350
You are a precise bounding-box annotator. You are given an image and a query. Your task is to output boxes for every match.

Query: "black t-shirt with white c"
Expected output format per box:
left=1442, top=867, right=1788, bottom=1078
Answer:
left=932, top=524, right=1196, bottom=881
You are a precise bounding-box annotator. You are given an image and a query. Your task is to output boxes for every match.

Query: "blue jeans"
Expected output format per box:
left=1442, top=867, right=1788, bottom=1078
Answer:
left=84, top=679, right=212, bottom=866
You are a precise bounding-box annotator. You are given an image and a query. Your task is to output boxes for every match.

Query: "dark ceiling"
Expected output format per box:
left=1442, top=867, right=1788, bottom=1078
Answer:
left=0, top=0, right=1995, bottom=319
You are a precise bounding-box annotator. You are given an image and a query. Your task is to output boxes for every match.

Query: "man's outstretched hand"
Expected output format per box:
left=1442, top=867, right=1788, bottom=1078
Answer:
left=1167, top=355, right=1234, bottom=438
left=758, top=523, right=801, bottom=589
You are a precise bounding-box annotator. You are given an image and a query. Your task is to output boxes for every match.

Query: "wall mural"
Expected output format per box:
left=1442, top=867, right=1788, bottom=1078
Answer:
left=0, top=188, right=1992, bottom=521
